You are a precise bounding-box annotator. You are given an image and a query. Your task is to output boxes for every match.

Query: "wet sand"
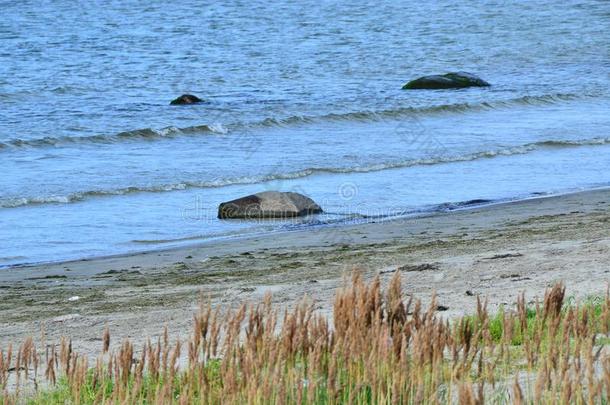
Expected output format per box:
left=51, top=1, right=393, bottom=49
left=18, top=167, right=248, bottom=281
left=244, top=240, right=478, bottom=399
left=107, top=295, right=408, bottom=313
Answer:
left=1, top=188, right=610, bottom=358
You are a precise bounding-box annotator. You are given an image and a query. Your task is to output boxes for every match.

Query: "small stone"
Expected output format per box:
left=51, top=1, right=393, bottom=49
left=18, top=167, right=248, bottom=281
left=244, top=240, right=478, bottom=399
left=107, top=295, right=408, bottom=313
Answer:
left=403, top=72, right=490, bottom=90
left=170, top=94, right=204, bottom=105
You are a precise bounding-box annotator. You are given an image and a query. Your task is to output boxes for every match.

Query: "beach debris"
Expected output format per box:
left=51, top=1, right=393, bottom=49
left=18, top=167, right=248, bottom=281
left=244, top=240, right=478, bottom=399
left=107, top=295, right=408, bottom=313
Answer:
left=483, top=252, right=523, bottom=260
left=170, top=94, right=205, bottom=105
left=67, top=296, right=80, bottom=302
left=218, top=191, right=322, bottom=219
left=402, top=72, right=490, bottom=90
left=52, top=313, right=81, bottom=322
left=465, top=290, right=475, bottom=296
left=27, top=274, right=68, bottom=280
left=499, top=273, right=532, bottom=282
left=396, top=262, right=440, bottom=272
left=436, top=304, right=449, bottom=311
left=95, top=269, right=142, bottom=278
left=173, top=262, right=189, bottom=270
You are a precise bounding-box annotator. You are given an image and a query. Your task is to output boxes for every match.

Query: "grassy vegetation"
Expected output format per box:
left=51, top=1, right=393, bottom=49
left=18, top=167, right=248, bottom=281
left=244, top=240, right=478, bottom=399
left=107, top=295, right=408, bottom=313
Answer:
left=2, top=273, right=610, bottom=404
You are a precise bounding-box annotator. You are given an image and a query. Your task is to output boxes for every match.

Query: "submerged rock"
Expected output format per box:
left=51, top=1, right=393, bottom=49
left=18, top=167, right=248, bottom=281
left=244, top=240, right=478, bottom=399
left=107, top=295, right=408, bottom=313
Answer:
left=218, top=191, right=323, bottom=219
left=402, top=72, right=490, bottom=90
left=170, top=94, right=204, bottom=105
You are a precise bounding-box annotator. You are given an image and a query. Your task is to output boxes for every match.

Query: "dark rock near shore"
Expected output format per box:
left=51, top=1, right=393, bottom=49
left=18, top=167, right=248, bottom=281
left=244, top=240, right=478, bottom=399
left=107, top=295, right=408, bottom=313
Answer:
left=402, top=72, right=490, bottom=90
left=218, top=191, right=323, bottom=219
left=170, top=94, right=204, bottom=105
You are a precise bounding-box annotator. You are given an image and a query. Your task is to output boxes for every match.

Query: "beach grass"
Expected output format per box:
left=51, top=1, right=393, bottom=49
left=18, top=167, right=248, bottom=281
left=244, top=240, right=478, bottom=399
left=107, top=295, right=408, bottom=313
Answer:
left=2, top=272, right=610, bottom=404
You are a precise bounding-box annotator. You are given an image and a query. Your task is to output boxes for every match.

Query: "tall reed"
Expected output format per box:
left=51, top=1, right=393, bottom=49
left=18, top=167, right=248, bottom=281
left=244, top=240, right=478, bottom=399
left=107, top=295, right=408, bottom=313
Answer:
left=2, top=273, right=610, bottom=404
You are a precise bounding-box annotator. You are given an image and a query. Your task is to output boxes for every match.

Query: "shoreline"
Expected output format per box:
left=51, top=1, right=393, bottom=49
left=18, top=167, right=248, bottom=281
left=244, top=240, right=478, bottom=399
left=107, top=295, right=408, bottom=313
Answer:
left=2, top=186, right=610, bottom=360
left=0, top=191, right=510, bottom=271
left=3, top=185, right=608, bottom=274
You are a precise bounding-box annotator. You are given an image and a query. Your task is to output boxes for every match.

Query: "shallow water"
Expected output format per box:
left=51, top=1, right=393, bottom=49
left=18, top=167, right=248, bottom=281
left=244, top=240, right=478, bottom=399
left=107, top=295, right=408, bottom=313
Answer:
left=1, top=0, right=609, bottom=266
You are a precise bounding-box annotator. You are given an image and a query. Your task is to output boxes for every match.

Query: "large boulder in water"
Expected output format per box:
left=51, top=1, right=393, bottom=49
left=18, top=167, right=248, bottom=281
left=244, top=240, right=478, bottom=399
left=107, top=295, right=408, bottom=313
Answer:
left=402, top=72, right=490, bottom=90
left=170, top=94, right=204, bottom=105
left=218, top=191, right=323, bottom=219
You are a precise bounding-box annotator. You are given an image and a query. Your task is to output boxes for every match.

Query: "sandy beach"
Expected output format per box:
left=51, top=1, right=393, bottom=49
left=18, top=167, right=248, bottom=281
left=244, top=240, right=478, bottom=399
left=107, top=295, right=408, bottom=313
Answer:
left=2, top=188, right=609, bottom=358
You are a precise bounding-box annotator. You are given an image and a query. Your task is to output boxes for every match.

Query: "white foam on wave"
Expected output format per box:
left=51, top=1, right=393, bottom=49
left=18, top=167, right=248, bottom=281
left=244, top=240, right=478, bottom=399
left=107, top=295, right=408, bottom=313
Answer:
left=3, top=136, right=610, bottom=209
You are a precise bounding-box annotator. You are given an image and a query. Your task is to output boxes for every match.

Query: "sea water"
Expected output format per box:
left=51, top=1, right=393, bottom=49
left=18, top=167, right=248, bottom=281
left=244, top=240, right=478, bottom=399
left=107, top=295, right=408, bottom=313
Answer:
left=1, top=0, right=609, bottom=266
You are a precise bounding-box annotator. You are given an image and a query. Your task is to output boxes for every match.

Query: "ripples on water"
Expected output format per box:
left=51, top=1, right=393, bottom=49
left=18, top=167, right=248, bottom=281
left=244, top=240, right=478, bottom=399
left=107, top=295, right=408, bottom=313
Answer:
left=1, top=0, right=609, bottom=266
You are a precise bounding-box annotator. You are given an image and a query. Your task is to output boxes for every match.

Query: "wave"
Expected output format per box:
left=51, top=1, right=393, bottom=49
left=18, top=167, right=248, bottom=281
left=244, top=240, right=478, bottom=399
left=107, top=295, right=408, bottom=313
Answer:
left=0, top=92, right=590, bottom=150
left=3, top=136, right=610, bottom=209
left=0, top=124, right=229, bottom=149
left=255, top=93, right=586, bottom=127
